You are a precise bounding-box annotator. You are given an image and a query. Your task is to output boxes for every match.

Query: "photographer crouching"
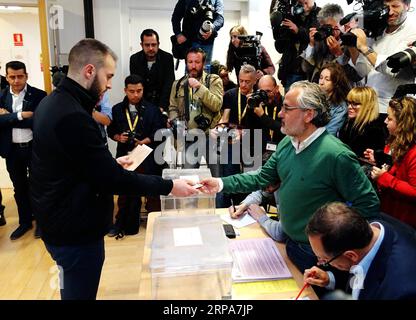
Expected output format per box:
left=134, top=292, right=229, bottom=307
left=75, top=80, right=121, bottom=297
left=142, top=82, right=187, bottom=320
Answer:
left=107, top=75, right=165, bottom=237
left=270, top=0, right=321, bottom=92
left=252, top=75, right=286, bottom=147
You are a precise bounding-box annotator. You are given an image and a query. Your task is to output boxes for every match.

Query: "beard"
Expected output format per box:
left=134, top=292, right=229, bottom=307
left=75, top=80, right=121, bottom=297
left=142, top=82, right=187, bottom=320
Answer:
left=188, top=68, right=203, bottom=79
left=89, top=75, right=103, bottom=104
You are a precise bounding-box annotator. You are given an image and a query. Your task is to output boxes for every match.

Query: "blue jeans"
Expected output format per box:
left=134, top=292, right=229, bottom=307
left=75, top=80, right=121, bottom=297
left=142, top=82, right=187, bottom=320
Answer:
left=45, top=239, right=105, bottom=300
left=285, top=237, right=318, bottom=273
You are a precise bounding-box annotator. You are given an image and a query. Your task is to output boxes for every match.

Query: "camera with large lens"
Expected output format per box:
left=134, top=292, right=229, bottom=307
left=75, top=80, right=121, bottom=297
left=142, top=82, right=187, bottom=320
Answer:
left=247, top=89, right=269, bottom=109
left=194, top=113, right=211, bottom=131
left=340, top=0, right=389, bottom=40
left=235, top=32, right=263, bottom=70
left=387, top=41, right=416, bottom=73
left=314, top=24, right=334, bottom=42
left=270, top=0, right=305, bottom=43
left=189, top=0, right=215, bottom=41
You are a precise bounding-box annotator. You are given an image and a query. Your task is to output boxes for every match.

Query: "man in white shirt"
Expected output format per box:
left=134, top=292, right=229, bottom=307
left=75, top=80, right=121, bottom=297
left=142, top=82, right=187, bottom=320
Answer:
left=303, top=202, right=416, bottom=300
left=0, top=61, right=47, bottom=240
left=348, top=0, right=416, bottom=114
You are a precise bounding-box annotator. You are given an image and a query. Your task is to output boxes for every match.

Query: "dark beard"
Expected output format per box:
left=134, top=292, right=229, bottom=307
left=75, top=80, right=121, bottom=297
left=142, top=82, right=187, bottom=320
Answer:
left=313, top=40, right=330, bottom=65
left=89, top=76, right=102, bottom=104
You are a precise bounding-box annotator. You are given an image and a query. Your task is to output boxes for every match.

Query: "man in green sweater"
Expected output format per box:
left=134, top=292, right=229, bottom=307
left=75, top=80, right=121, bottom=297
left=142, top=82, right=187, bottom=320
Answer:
left=200, top=81, right=380, bottom=273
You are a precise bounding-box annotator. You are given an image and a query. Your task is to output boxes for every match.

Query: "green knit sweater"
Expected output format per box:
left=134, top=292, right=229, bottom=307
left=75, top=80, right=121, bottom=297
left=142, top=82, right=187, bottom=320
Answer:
left=223, top=131, right=380, bottom=243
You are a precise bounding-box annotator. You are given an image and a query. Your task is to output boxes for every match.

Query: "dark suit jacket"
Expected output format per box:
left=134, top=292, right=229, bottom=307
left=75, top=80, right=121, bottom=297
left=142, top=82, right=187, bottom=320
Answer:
left=0, top=84, right=47, bottom=158
left=129, top=49, right=174, bottom=111
left=358, top=222, right=416, bottom=300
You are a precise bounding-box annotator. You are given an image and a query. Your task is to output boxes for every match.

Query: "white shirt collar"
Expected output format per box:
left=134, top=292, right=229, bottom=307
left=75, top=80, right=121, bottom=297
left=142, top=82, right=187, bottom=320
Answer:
left=10, top=84, right=27, bottom=97
left=290, top=127, right=326, bottom=154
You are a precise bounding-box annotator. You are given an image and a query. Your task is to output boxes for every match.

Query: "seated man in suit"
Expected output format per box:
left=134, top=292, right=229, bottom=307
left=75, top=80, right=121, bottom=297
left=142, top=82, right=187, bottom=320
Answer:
left=0, top=61, right=47, bottom=240
left=303, top=202, right=416, bottom=300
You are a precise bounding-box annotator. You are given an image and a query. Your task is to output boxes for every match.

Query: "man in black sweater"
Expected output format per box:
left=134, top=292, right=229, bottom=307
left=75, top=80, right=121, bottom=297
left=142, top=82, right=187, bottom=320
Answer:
left=129, top=29, right=175, bottom=114
left=30, top=39, right=198, bottom=300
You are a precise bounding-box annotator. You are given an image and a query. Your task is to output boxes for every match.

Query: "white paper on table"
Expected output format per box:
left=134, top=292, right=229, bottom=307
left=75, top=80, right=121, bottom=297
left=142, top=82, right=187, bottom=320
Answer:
left=124, top=144, right=153, bottom=171
left=221, top=213, right=257, bottom=229
left=173, top=227, right=203, bottom=247
left=179, top=175, right=200, bottom=184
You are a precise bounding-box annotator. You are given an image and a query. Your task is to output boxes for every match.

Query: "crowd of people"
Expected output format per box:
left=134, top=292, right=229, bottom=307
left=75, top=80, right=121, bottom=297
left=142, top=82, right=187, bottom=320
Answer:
left=1, top=0, right=416, bottom=300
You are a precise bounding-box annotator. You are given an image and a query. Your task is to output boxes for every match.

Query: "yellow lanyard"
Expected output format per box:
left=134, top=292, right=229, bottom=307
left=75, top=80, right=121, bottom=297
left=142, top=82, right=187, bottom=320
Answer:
left=264, top=106, right=278, bottom=139
left=238, top=89, right=249, bottom=124
left=125, top=108, right=139, bottom=132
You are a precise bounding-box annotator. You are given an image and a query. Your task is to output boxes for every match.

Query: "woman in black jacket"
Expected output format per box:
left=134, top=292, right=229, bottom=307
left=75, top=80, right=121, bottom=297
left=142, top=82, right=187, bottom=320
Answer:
left=338, top=86, right=387, bottom=158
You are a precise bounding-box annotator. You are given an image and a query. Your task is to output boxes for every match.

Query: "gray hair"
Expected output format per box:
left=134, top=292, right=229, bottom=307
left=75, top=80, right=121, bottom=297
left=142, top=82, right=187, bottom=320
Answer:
left=239, top=64, right=256, bottom=77
left=68, top=38, right=118, bottom=73
left=317, top=3, right=344, bottom=24
left=289, top=81, right=331, bottom=127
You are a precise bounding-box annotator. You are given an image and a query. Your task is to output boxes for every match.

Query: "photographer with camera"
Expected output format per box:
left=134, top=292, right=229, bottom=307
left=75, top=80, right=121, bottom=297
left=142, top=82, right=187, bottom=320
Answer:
left=253, top=75, right=285, bottom=145
left=347, top=0, right=416, bottom=115
left=301, top=4, right=360, bottom=84
left=171, top=0, right=224, bottom=65
left=270, top=0, right=321, bottom=93
left=168, top=47, right=223, bottom=168
left=107, top=75, right=164, bottom=237
left=226, top=25, right=275, bottom=81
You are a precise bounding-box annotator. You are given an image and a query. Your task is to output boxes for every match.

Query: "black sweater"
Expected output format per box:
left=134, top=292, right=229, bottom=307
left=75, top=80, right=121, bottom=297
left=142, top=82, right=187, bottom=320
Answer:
left=30, top=77, right=173, bottom=245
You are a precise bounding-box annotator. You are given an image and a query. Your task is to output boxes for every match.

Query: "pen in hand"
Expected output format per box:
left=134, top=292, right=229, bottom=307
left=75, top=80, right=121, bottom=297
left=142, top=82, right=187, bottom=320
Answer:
left=295, top=271, right=316, bottom=300
left=230, top=198, right=236, bottom=213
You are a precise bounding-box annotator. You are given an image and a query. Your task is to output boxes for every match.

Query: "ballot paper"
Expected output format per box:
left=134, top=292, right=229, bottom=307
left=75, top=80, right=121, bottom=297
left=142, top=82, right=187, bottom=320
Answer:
left=221, top=213, right=257, bottom=229
left=124, top=144, right=153, bottom=171
left=230, top=238, right=292, bottom=282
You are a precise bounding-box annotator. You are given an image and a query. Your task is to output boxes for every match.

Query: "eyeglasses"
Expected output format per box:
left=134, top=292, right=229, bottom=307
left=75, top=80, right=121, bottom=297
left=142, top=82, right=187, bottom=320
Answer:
left=281, top=104, right=305, bottom=113
left=317, top=251, right=344, bottom=268
left=347, top=101, right=361, bottom=109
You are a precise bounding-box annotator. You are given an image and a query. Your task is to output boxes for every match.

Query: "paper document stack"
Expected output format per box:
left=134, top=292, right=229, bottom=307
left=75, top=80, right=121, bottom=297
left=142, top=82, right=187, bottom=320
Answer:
left=229, top=238, right=292, bottom=282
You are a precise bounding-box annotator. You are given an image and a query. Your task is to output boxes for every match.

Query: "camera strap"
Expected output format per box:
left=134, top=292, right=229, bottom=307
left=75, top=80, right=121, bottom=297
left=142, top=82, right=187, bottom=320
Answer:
left=125, top=109, right=139, bottom=132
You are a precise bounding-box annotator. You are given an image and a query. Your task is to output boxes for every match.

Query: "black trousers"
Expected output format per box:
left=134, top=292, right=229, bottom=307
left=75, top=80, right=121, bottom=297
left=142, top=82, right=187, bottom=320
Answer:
left=45, top=239, right=105, bottom=300
left=5, top=142, right=33, bottom=226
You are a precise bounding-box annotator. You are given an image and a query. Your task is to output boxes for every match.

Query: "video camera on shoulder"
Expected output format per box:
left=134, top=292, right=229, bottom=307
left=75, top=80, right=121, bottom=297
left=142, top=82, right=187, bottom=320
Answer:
left=235, top=32, right=263, bottom=70
left=340, top=0, right=389, bottom=44
left=247, top=89, right=268, bottom=109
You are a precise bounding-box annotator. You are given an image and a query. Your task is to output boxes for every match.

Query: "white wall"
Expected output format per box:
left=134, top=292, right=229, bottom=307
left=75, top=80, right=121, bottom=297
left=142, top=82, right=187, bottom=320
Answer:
left=0, top=12, right=44, bottom=90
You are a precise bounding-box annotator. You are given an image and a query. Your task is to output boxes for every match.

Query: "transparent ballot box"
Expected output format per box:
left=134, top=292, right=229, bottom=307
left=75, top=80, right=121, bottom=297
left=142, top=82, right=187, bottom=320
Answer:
left=149, top=215, right=233, bottom=300
left=161, top=168, right=215, bottom=216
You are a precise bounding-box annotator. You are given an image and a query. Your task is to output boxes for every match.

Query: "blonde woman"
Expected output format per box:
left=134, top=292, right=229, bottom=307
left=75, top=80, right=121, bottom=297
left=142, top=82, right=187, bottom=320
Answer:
left=338, top=86, right=386, bottom=157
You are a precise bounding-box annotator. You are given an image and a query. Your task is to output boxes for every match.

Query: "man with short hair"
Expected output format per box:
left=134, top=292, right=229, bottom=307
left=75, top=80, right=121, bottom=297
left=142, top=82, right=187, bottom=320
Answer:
left=171, top=0, right=224, bottom=65
left=304, top=202, right=416, bottom=300
left=348, top=0, right=416, bottom=115
left=107, top=75, right=164, bottom=237
left=0, top=60, right=47, bottom=240
left=30, top=39, right=198, bottom=300
left=129, top=29, right=175, bottom=113
left=200, top=81, right=380, bottom=273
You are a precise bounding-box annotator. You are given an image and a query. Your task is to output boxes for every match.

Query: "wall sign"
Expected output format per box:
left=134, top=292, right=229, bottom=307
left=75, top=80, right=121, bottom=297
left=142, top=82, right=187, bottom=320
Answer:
left=13, top=33, right=24, bottom=46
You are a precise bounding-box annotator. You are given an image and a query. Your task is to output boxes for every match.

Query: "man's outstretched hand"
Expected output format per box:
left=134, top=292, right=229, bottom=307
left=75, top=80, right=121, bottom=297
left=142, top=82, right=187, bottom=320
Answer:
left=199, top=178, right=221, bottom=195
